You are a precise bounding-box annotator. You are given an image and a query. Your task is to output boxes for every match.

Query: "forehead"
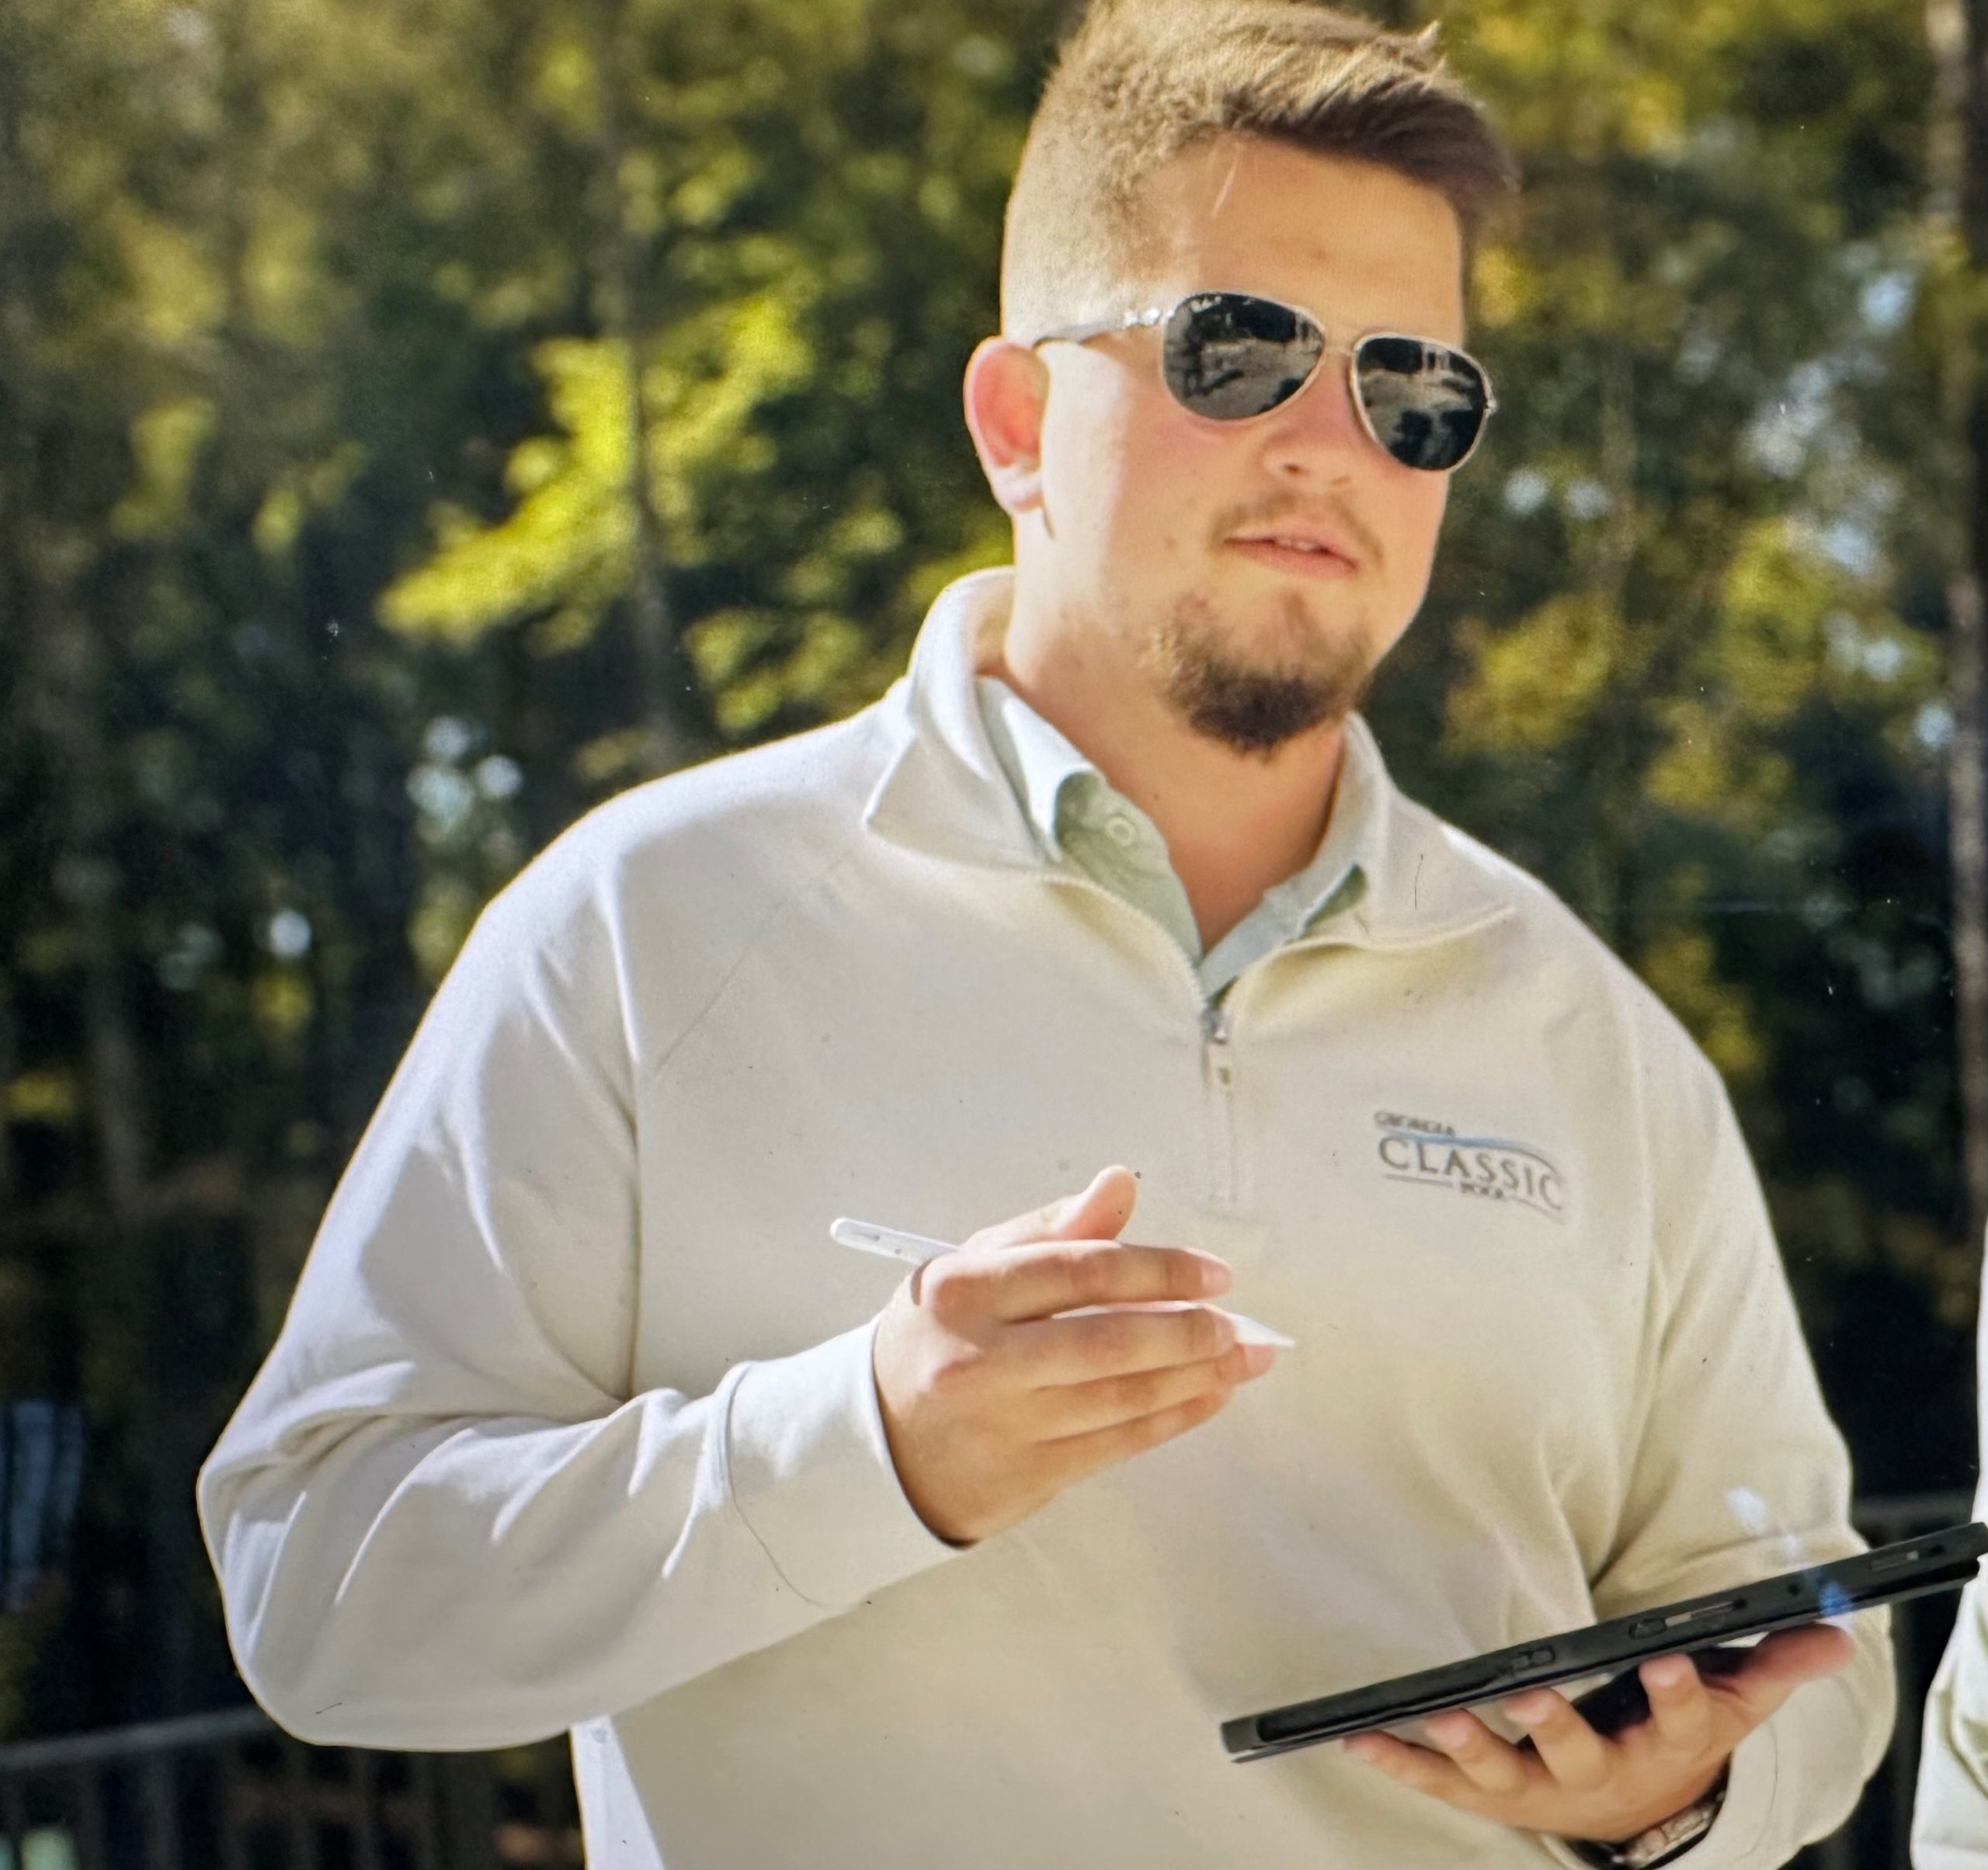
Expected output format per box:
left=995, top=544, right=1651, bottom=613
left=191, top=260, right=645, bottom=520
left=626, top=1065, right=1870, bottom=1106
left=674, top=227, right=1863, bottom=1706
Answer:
left=1132, top=137, right=1465, bottom=344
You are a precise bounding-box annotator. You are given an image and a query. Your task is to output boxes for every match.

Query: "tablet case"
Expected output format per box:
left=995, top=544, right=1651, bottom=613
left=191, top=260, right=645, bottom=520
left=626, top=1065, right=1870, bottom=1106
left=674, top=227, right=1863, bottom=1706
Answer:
left=1222, top=1521, right=1988, bottom=1762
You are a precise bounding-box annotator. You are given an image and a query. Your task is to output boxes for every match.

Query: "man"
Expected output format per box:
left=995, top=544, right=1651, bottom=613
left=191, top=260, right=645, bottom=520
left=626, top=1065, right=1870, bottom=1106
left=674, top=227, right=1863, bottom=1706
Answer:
left=200, top=2, right=1894, bottom=1864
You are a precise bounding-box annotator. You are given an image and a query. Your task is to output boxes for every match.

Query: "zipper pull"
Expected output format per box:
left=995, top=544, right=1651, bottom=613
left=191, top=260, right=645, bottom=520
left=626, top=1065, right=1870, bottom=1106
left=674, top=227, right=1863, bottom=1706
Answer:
left=1202, top=1002, right=1235, bottom=1090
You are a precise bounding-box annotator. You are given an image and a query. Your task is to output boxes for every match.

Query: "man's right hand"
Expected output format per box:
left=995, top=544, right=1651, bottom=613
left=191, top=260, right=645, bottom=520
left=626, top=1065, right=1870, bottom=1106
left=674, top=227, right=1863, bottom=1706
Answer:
left=871, top=1166, right=1277, bottom=1545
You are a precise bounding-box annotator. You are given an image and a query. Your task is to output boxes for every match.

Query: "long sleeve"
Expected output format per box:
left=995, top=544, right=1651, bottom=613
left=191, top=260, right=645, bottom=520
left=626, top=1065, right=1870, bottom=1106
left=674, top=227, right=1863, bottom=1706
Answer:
left=1912, top=1246, right=1988, bottom=1869
left=1917, top=1569, right=1988, bottom=1868
left=196, top=853, right=956, bottom=1752
left=1545, top=1078, right=1895, bottom=1869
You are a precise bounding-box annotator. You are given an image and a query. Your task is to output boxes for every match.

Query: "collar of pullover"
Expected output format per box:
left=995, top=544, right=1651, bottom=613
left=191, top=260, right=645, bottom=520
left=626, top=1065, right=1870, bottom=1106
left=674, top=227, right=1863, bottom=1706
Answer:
left=864, top=567, right=1514, bottom=954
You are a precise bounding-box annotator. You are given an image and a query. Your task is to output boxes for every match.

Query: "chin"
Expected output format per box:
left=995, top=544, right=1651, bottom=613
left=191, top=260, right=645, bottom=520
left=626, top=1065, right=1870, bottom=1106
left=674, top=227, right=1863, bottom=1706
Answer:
left=1145, top=592, right=1377, bottom=755
left=1227, top=586, right=1363, bottom=668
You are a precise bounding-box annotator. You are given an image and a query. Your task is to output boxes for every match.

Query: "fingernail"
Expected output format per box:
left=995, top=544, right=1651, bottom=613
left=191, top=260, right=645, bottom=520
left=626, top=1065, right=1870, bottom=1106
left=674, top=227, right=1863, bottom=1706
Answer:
left=1646, top=1657, right=1689, bottom=1688
left=1197, top=1254, right=1233, bottom=1294
left=1240, top=1342, right=1276, bottom=1377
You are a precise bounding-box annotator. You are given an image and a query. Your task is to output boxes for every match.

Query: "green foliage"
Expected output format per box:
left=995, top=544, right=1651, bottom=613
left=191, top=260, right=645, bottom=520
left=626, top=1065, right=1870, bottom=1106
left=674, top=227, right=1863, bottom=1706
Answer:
left=381, top=0, right=1028, bottom=750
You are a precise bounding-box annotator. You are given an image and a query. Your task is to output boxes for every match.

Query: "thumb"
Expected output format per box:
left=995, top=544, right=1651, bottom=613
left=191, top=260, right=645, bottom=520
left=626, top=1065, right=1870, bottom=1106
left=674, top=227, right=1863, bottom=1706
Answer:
left=970, top=1165, right=1140, bottom=1253
left=1717, top=1621, right=1858, bottom=1726
left=1042, top=1164, right=1139, bottom=1241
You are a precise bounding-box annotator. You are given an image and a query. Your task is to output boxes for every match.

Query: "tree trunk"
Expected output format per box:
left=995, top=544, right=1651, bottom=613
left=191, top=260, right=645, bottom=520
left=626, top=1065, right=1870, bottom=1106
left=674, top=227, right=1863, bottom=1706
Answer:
left=582, top=0, right=697, bottom=777
left=1930, top=0, right=1988, bottom=1252
left=1955, top=572, right=1988, bottom=1253
left=1, top=0, right=155, bottom=1322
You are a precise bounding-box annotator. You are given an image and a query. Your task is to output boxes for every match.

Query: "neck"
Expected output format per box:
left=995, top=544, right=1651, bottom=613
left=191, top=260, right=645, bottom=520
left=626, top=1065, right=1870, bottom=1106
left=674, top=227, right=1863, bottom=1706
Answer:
left=989, top=597, right=1347, bottom=952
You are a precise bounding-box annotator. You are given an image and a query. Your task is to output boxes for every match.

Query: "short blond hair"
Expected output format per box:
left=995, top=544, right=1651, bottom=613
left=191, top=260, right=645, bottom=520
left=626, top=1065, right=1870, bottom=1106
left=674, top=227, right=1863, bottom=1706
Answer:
left=1001, top=0, right=1518, bottom=339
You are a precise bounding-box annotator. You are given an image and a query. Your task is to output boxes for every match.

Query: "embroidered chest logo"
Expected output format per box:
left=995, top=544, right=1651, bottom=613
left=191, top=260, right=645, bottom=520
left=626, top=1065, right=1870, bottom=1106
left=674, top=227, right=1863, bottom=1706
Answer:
left=1373, top=1111, right=1569, bottom=1222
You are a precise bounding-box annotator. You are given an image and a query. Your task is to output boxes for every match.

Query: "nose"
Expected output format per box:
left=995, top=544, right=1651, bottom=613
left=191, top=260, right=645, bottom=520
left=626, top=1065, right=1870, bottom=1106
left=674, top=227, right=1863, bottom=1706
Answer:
left=1255, top=352, right=1369, bottom=485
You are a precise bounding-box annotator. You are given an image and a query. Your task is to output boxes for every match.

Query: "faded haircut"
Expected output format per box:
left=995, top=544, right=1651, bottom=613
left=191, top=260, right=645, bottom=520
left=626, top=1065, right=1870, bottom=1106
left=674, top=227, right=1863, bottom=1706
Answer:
left=1000, top=0, right=1520, bottom=339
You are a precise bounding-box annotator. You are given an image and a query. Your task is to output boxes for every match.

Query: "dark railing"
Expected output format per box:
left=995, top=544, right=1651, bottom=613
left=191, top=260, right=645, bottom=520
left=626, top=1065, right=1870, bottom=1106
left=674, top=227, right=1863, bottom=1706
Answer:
left=0, top=1711, right=580, bottom=1870
left=0, top=1493, right=1974, bottom=1869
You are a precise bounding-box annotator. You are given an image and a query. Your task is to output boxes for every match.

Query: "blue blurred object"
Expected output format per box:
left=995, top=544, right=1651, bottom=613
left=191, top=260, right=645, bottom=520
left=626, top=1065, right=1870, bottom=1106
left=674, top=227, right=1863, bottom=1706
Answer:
left=1, top=1400, right=87, bottom=1612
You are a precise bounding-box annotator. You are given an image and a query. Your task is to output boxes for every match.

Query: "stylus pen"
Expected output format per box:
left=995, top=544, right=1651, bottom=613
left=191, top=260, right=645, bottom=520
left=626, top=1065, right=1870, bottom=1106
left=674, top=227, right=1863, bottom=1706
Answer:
left=829, top=1216, right=1295, bottom=1349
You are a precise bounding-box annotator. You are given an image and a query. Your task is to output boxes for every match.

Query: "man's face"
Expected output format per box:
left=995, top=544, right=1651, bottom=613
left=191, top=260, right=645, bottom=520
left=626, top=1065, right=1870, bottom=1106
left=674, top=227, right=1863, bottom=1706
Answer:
left=1022, top=139, right=1467, bottom=755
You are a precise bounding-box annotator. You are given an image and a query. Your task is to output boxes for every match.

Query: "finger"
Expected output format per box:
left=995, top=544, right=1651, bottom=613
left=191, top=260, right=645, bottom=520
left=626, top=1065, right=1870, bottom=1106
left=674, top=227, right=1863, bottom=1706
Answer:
left=1420, top=1710, right=1535, bottom=1797
left=1344, top=1732, right=1489, bottom=1810
left=1639, top=1655, right=1715, bottom=1757
left=965, top=1166, right=1139, bottom=1254
left=1710, top=1623, right=1858, bottom=1726
left=951, top=1238, right=1232, bottom=1326
left=1006, top=1301, right=1237, bottom=1383
left=1027, top=1342, right=1273, bottom=1436
left=1032, top=1380, right=1234, bottom=1488
left=1503, top=1688, right=1611, bottom=1790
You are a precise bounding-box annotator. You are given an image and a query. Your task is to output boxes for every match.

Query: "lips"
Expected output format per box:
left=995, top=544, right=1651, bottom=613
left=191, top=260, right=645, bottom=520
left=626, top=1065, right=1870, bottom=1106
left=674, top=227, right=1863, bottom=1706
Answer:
left=1227, top=527, right=1359, bottom=581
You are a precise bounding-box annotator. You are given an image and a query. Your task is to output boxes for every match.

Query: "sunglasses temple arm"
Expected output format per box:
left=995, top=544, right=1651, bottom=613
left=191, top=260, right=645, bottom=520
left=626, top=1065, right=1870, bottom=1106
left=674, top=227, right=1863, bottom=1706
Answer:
left=1026, top=307, right=1166, bottom=348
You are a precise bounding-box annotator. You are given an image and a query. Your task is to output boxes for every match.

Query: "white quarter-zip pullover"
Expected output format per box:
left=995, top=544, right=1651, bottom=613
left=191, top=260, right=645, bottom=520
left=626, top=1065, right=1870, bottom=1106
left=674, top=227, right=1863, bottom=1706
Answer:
left=200, top=568, right=1892, bottom=1868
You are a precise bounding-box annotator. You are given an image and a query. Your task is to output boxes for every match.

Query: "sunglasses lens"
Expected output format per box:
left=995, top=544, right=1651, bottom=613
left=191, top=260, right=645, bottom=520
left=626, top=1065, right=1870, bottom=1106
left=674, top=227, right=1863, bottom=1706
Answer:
left=1163, top=293, right=1326, bottom=421
left=1354, top=335, right=1490, bottom=471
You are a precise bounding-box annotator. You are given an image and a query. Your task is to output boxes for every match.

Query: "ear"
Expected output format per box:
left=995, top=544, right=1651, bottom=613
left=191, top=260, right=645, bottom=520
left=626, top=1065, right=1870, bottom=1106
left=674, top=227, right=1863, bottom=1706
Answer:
left=962, top=337, right=1049, bottom=516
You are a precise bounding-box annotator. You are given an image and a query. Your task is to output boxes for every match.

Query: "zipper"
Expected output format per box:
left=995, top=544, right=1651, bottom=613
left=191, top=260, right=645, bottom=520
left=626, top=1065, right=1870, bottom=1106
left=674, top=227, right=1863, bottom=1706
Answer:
left=1201, top=996, right=1238, bottom=1208
left=1013, top=870, right=1313, bottom=1211
left=966, top=850, right=1510, bottom=1209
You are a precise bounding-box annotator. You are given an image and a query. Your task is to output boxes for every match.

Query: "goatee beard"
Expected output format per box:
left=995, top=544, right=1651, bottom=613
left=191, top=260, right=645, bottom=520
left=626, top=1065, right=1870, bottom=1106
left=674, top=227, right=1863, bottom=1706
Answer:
left=1144, top=596, right=1373, bottom=757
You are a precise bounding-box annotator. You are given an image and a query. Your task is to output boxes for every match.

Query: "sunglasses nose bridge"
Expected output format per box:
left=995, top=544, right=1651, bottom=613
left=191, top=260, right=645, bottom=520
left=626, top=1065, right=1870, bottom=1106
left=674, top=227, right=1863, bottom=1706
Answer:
left=1260, top=343, right=1373, bottom=463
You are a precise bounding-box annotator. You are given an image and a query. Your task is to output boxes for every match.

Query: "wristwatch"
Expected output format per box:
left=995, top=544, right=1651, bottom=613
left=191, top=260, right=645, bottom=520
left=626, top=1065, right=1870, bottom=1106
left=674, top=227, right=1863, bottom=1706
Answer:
left=1564, top=1767, right=1729, bottom=1870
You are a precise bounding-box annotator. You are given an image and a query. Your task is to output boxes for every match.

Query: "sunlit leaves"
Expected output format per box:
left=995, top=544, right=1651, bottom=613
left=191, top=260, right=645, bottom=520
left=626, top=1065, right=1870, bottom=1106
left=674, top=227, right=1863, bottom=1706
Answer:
left=381, top=280, right=821, bottom=648
left=106, top=209, right=225, bottom=349
left=1639, top=923, right=1767, bottom=1083
left=383, top=338, right=639, bottom=646
left=1448, top=593, right=1635, bottom=751
left=111, top=398, right=217, bottom=540
left=375, top=0, right=1021, bottom=761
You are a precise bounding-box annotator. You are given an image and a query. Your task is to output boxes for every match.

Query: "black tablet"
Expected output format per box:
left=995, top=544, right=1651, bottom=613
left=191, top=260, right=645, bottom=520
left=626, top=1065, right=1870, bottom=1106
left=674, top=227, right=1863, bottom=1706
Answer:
left=1222, top=1521, right=1988, bottom=1764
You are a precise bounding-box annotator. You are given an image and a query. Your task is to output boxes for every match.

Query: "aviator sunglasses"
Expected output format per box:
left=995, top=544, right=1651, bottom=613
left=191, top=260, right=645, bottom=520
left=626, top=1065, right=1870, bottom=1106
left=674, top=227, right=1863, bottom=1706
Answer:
left=1030, top=290, right=1497, bottom=472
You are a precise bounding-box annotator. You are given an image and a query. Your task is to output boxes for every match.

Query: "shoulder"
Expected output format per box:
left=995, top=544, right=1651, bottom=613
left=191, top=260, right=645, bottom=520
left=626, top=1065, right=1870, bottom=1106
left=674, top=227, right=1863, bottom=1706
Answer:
left=503, top=706, right=885, bottom=912
left=1413, top=812, right=1758, bottom=1270
left=447, top=704, right=897, bottom=1054
left=576, top=702, right=886, bottom=856
left=1413, top=799, right=1730, bottom=1112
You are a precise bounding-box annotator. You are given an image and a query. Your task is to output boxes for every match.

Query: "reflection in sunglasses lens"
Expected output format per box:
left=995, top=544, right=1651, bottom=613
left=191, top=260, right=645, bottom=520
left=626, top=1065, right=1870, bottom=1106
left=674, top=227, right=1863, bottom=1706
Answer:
left=1164, top=294, right=1325, bottom=421
left=1355, top=336, right=1487, bottom=471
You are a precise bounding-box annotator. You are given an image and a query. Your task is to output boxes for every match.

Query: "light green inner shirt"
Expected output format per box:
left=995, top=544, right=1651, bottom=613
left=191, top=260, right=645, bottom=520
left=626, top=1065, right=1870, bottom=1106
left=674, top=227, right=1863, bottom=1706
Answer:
left=976, top=676, right=1368, bottom=1004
